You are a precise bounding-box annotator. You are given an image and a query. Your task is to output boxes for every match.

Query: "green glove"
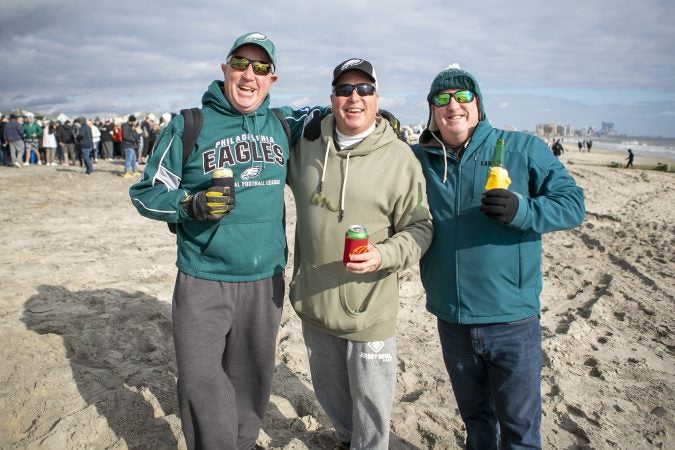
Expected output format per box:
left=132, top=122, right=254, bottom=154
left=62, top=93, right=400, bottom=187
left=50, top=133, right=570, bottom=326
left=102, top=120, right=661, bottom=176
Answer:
left=181, top=186, right=233, bottom=221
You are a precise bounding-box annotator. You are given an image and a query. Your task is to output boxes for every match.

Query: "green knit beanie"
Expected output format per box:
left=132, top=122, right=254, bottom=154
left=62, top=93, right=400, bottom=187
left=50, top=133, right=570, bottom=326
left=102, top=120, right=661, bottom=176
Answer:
left=426, top=65, right=484, bottom=132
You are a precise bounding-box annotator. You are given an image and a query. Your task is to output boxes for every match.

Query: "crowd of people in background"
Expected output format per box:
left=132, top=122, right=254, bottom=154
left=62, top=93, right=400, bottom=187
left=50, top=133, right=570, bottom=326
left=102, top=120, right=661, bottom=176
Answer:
left=3, top=110, right=600, bottom=174
left=0, top=111, right=174, bottom=175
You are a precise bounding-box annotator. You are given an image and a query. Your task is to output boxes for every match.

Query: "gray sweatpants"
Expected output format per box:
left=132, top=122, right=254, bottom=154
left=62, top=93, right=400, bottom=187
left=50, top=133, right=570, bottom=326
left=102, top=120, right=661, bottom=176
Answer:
left=302, top=324, right=397, bottom=450
left=8, top=140, right=24, bottom=166
left=172, top=272, right=284, bottom=450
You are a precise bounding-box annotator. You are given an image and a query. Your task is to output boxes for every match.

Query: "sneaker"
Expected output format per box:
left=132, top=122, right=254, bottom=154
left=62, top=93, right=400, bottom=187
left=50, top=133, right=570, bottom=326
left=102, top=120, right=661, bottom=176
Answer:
left=121, top=172, right=135, bottom=178
left=23, top=162, right=29, bottom=166
left=14, top=161, right=22, bottom=168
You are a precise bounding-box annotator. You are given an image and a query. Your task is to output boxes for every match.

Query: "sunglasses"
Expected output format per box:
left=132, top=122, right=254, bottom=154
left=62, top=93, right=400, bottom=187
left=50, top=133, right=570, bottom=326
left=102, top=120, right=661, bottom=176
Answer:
left=431, top=90, right=475, bottom=107
left=227, top=56, right=274, bottom=75
left=333, top=83, right=377, bottom=97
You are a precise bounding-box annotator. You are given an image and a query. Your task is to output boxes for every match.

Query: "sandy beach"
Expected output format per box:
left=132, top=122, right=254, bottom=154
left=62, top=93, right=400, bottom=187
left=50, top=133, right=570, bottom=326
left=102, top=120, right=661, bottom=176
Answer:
left=1, top=144, right=673, bottom=449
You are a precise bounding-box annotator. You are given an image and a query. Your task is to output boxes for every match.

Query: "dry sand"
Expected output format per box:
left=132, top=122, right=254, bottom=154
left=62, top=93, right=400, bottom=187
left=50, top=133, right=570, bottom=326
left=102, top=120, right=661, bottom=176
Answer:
left=1, top=145, right=673, bottom=449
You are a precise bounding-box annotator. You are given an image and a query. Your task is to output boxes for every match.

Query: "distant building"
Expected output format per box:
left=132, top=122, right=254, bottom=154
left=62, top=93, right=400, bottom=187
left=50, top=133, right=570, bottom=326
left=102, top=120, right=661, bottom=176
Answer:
left=535, top=123, right=570, bottom=137
left=536, top=122, right=614, bottom=137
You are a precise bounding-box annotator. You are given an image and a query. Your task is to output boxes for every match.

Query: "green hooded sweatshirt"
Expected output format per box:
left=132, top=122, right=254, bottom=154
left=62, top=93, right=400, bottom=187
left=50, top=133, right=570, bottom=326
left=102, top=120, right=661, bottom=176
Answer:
left=130, top=80, right=320, bottom=282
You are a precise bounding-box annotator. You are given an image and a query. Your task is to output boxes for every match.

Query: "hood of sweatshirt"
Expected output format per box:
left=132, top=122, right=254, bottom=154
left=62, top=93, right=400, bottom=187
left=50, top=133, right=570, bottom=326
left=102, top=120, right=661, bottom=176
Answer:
left=315, top=115, right=399, bottom=220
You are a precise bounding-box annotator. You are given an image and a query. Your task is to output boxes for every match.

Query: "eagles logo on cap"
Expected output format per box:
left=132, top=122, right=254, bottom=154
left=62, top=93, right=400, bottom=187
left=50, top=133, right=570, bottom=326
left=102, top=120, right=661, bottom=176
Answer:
left=332, top=58, right=378, bottom=89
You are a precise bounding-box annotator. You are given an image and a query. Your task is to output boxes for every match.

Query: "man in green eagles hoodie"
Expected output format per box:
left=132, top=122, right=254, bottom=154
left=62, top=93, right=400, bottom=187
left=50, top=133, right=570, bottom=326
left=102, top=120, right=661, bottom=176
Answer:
left=129, top=32, right=325, bottom=450
left=287, top=59, right=433, bottom=450
left=412, top=65, right=585, bottom=449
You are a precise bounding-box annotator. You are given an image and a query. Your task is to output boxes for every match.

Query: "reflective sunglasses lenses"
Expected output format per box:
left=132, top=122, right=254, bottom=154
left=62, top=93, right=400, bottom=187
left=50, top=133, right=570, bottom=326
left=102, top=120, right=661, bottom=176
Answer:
left=432, top=90, right=474, bottom=106
left=334, top=83, right=376, bottom=97
left=228, top=56, right=273, bottom=75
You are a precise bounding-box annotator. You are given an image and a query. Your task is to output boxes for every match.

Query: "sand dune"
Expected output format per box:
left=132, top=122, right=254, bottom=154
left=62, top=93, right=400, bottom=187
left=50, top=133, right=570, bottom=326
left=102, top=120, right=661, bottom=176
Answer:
left=0, top=148, right=673, bottom=449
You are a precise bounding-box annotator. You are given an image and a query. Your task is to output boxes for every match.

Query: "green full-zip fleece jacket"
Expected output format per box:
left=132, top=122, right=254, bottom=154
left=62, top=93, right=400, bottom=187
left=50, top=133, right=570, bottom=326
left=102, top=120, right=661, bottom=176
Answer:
left=287, top=115, right=433, bottom=342
left=129, top=80, right=321, bottom=282
left=412, top=118, right=585, bottom=325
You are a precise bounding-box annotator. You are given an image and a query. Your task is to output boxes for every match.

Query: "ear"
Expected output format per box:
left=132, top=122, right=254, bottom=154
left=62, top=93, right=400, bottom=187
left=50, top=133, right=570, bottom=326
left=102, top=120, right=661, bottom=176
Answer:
left=269, top=74, right=278, bottom=84
left=221, top=63, right=228, bottom=77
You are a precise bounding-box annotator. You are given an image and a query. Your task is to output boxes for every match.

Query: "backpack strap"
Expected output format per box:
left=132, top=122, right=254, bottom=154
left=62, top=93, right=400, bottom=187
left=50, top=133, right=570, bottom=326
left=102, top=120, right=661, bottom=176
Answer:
left=271, top=108, right=291, bottom=145
left=169, top=108, right=202, bottom=235
left=179, top=107, right=203, bottom=164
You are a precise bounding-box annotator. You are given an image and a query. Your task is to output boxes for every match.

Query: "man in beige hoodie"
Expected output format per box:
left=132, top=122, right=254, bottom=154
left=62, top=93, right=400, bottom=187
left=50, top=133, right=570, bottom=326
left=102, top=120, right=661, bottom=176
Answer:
left=287, top=58, right=433, bottom=450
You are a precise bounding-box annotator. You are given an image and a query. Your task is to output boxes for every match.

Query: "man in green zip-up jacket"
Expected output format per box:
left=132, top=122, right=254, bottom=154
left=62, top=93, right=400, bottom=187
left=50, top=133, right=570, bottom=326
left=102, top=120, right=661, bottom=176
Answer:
left=412, top=65, right=585, bottom=450
left=288, top=59, right=433, bottom=450
left=129, top=32, right=323, bottom=450
left=22, top=113, right=42, bottom=165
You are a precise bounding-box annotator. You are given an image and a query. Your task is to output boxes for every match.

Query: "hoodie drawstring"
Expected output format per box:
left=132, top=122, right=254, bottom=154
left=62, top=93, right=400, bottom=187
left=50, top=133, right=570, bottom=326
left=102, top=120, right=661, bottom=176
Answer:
left=339, top=152, right=350, bottom=221
left=431, top=132, right=449, bottom=183
left=318, top=139, right=350, bottom=221
left=319, top=139, right=330, bottom=193
left=241, top=113, right=266, bottom=171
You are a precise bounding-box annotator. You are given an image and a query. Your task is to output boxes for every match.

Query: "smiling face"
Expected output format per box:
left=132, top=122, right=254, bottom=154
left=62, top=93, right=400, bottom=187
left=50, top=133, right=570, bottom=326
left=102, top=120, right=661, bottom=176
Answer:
left=433, top=89, right=480, bottom=147
left=331, top=71, right=378, bottom=136
left=221, top=45, right=277, bottom=114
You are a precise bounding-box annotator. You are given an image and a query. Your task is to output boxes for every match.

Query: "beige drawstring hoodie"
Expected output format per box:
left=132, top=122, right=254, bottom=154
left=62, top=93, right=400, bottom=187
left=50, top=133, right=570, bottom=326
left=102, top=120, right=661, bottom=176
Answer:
left=287, top=115, right=433, bottom=342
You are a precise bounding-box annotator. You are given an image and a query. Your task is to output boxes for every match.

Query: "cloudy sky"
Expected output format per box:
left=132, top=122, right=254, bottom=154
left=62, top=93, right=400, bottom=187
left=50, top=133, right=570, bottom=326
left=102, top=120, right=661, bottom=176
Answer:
left=1, top=0, right=674, bottom=137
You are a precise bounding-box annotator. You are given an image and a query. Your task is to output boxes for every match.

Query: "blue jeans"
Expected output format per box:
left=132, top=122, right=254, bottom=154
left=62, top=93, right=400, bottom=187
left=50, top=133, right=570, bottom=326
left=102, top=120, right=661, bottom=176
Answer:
left=124, top=147, right=137, bottom=173
left=438, top=316, right=542, bottom=450
left=81, top=147, right=94, bottom=174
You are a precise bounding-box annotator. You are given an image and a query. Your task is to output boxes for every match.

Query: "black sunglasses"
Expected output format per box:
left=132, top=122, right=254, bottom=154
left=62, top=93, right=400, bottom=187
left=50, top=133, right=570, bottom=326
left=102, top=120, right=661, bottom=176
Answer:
left=333, top=83, right=376, bottom=97
left=227, top=56, right=274, bottom=75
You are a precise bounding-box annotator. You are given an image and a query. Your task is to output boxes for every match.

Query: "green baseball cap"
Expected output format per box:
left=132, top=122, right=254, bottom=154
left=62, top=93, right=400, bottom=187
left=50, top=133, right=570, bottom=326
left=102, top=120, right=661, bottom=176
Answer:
left=228, top=32, right=276, bottom=67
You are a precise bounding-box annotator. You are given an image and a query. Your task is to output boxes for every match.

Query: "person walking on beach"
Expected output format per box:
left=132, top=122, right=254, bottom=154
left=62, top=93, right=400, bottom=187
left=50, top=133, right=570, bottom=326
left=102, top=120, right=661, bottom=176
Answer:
left=129, top=32, right=326, bottom=450
left=411, top=64, right=585, bottom=449
left=287, top=58, right=433, bottom=450
left=625, top=148, right=635, bottom=168
left=99, top=119, right=114, bottom=161
left=76, top=117, right=94, bottom=175
left=90, top=119, right=101, bottom=163
left=0, top=115, right=9, bottom=166
left=121, top=115, right=140, bottom=177
left=57, top=119, right=76, bottom=165
left=42, top=121, right=58, bottom=166
left=552, top=138, right=564, bottom=158
left=140, top=114, right=158, bottom=163
left=3, top=114, right=25, bottom=168
left=22, top=113, right=42, bottom=165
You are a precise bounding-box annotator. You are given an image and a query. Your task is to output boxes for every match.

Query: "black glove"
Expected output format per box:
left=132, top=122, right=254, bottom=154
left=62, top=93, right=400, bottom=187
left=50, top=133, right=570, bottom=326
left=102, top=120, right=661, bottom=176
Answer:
left=480, top=188, right=518, bottom=224
left=303, top=111, right=327, bottom=141
left=180, top=186, right=233, bottom=221
left=378, top=109, right=400, bottom=135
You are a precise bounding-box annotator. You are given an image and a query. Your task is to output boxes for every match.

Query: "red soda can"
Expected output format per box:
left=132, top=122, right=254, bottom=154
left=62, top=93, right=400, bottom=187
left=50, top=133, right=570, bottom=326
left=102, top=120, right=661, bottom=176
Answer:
left=343, top=225, right=369, bottom=264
